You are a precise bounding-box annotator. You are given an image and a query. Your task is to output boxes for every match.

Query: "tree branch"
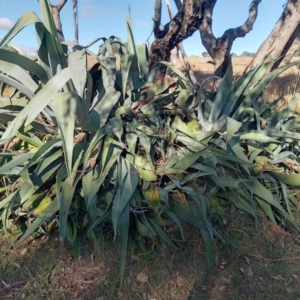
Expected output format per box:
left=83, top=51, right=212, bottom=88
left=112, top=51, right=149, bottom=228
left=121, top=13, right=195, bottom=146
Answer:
left=153, top=0, right=166, bottom=38
left=149, top=0, right=208, bottom=79
left=56, top=0, right=68, bottom=11
left=50, top=0, right=68, bottom=42
left=165, top=0, right=198, bottom=86
left=174, top=0, right=183, bottom=10
left=198, top=0, right=217, bottom=57
left=222, top=0, right=261, bottom=39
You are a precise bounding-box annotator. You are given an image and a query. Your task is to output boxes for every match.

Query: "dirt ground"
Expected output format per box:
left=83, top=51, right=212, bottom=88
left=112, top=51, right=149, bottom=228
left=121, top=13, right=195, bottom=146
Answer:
left=1, top=219, right=300, bottom=300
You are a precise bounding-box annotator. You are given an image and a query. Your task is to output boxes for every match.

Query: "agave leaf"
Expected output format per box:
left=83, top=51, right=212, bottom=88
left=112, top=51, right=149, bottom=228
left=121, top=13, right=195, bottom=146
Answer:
left=255, top=197, right=276, bottom=223
left=172, top=116, right=196, bottom=138
left=253, top=130, right=300, bottom=140
left=16, top=132, right=43, bottom=149
left=239, top=132, right=280, bottom=143
left=0, top=11, right=41, bottom=48
left=120, top=53, right=134, bottom=98
left=271, top=172, right=300, bottom=186
left=26, top=139, right=62, bottom=169
left=0, top=73, right=35, bottom=99
left=29, top=149, right=64, bottom=188
left=136, top=44, right=149, bottom=81
left=147, top=61, right=190, bottom=86
left=38, top=0, right=68, bottom=72
left=164, top=210, right=184, bottom=239
left=0, top=49, right=49, bottom=83
left=68, top=49, right=87, bottom=99
left=209, top=58, right=233, bottom=124
left=0, top=60, right=39, bottom=93
left=58, top=145, right=84, bottom=241
left=118, top=203, right=130, bottom=288
left=226, top=117, right=242, bottom=142
left=226, top=189, right=257, bottom=218
left=174, top=203, right=213, bottom=272
left=52, top=92, right=77, bottom=178
left=82, top=127, right=106, bottom=170
left=0, top=67, right=71, bottom=145
left=112, top=157, right=139, bottom=238
left=100, top=56, right=116, bottom=90
left=233, top=58, right=300, bottom=119
left=0, top=152, right=34, bottom=175
left=18, top=198, right=59, bottom=243
left=82, top=137, right=123, bottom=221
left=173, top=148, right=207, bottom=171
left=148, top=217, right=176, bottom=248
left=85, top=87, right=120, bottom=132
left=0, top=59, right=38, bottom=93
left=109, top=117, right=124, bottom=141
left=250, top=177, right=285, bottom=211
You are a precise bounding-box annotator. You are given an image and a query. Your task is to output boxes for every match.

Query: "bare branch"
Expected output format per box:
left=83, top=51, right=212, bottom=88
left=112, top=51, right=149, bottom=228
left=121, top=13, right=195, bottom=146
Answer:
left=198, top=0, right=217, bottom=57
left=153, top=0, right=163, bottom=38
left=165, top=0, right=198, bottom=86
left=72, top=0, right=79, bottom=45
left=222, top=0, right=261, bottom=39
left=56, top=0, right=67, bottom=12
left=50, top=0, right=68, bottom=42
left=149, top=0, right=208, bottom=79
left=174, top=0, right=182, bottom=11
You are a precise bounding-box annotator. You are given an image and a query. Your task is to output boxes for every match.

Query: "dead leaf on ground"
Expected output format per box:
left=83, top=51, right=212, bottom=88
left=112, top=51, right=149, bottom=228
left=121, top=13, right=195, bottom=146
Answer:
left=136, top=272, right=148, bottom=283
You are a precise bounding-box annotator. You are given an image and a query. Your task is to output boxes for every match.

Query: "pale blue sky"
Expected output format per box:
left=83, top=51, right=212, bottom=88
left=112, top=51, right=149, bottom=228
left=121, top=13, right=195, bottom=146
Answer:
left=0, top=0, right=286, bottom=56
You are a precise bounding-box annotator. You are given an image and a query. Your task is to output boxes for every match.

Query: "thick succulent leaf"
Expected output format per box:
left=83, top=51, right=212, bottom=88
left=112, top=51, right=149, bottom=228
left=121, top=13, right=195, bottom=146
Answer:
left=239, top=132, right=281, bottom=143
left=25, top=139, right=62, bottom=169
left=209, top=58, right=233, bottom=124
left=271, top=172, right=300, bottom=186
left=233, top=58, right=300, bottom=119
left=0, top=11, right=41, bottom=48
left=18, top=198, right=59, bottom=244
left=118, top=204, right=130, bottom=288
left=0, top=67, right=71, bottom=145
left=68, top=49, right=87, bottom=99
left=84, top=87, right=120, bottom=132
left=0, top=152, right=34, bottom=175
left=0, top=49, right=49, bottom=83
left=52, top=92, right=77, bottom=178
left=16, top=131, right=43, bottom=148
left=0, top=73, right=35, bottom=99
left=112, top=157, right=139, bottom=238
left=57, top=145, right=84, bottom=241
left=82, top=137, right=123, bottom=221
left=29, top=148, right=64, bottom=188
left=226, top=117, right=242, bottom=142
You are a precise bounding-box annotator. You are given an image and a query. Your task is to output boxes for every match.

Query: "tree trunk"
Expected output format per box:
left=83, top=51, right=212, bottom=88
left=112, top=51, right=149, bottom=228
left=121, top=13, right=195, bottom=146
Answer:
left=150, top=0, right=261, bottom=79
left=149, top=0, right=208, bottom=80
left=197, top=0, right=261, bottom=77
left=164, top=0, right=198, bottom=86
left=50, top=0, right=68, bottom=42
left=245, top=0, right=300, bottom=73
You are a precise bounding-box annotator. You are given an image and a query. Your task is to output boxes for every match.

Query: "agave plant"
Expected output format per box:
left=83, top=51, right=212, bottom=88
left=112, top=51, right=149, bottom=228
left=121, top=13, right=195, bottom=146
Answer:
left=1, top=0, right=300, bottom=288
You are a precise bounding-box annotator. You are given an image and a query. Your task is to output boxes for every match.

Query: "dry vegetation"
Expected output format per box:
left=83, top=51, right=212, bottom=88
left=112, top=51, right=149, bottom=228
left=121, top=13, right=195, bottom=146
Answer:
left=1, top=219, right=300, bottom=300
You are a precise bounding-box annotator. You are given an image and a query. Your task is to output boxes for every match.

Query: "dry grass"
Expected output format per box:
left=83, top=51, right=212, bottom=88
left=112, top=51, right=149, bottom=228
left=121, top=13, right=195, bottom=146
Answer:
left=1, top=217, right=300, bottom=300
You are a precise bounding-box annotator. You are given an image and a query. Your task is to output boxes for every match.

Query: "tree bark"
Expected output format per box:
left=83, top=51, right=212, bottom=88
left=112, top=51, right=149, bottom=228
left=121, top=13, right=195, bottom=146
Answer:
left=50, top=0, right=68, bottom=42
left=198, top=0, right=261, bottom=76
left=164, top=0, right=198, bottom=86
left=149, top=0, right=261, bottom=79
left=72, top=0, right=79, bottom=45
left=149, top=0, right=207, bottom=80
left=245, top=0, right=300, bottom=73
